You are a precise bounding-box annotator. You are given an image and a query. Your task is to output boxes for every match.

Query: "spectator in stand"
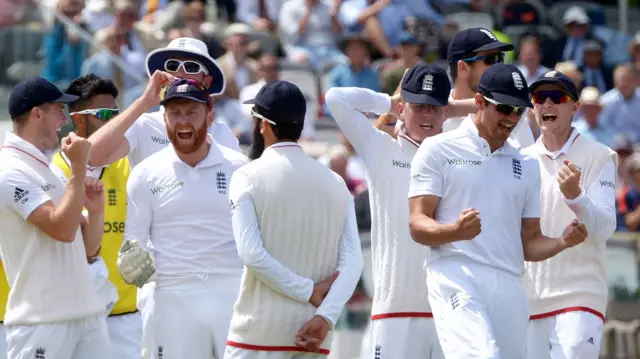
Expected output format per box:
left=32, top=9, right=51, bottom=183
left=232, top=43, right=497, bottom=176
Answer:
left=555, top=61, right=584, bottom=90
left=217, top=23, right=259, bottom=100
left=240, top=54, right=279, bottom=117
left=94, top=0, right=158, bottom=57
left=573, top=87, right=615, bottom=148
left=0, top=0, right=35, bottom=27
left=629, top=32, right=640, bottom=73
left=380, top=32, right=423, bottom=95
left=327, top=146, right=366, bottom=196
left=579, top=40, right=613, bottom=93
left=82, top=25, right=146, bottom=100
left=599, top=64, right=640, bottom=143
left=555, top=6, right=602, bottom=67
left=516, top=35, right=548, bottom=85
left=236, top=0, right=283, bottom=33
left=41, top=0, right=88, bottom=85
left=612, top=135, right=635, bottom=189
left=616, top=153, right=640, bottom=232
left=82, top=0, right=114, bottom=33
left=318, top=133, right=366, bottom=182
left=166, top=1, right=225, bottom=59
left=279, top=0, right=344, bottom=67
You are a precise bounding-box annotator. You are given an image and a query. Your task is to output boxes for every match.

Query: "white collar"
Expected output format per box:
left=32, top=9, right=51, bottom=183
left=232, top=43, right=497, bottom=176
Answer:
left=530, top=128, right=580, bottom=160
left=169, top=134, right=224, bottom=168
left=397, top=127, right=420, bottom=157
left=1, top=131, right=53, bottom=166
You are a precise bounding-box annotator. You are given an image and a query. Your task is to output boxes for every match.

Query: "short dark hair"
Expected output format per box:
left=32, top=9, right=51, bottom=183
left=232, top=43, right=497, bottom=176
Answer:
left=65, top=74, right=119, bottom=112
left=256, top=105, right=304, bottom=142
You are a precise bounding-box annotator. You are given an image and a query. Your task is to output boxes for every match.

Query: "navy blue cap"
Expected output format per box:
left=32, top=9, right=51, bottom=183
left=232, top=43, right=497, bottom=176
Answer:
left=447, top=28, right=514, bottom=64
left=9, top=77, right=78, bottom=119
left=478, top=64, right=533, bottom=108
left=243, top=80, right=306, bottom=125
left=160, top=78, right=210, bottom=106
left=528, top=70, right=579, bottom=101
left=401, top=64, right=451, bottom=106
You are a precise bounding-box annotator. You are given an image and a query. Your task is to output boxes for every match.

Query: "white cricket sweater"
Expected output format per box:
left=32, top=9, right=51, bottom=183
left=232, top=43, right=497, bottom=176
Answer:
left=226, top=144, right=351, bottom=352
left=325, top=87, right=432, bottom=319
left=0, top=134, right=101, bottom=325
left=523, top=133, right=617, bottom=319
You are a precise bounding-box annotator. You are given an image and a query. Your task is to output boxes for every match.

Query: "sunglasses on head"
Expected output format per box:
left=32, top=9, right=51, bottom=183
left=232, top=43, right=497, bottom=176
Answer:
left=164, top=59, right=208, bottom=75
left=483, top=96, right=525, bottom=117
left=70, top=108, right=120, bottom=121
left=532, top=91, right=572, bottom=105
left=463, top=52, right=505, bottom=65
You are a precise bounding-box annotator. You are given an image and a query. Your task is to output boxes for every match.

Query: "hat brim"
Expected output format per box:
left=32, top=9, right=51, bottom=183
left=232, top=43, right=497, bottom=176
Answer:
left=53, top=93, right=79, bottom=104
left=528, top=78, right=579, bottom=100
left=242, top=98, right=256, bottom=105
left=146, top=49, right=226, bottom=96
left=490, top=92, right=533, bottom=108
left=473, top=41, right=515, bottom=53
left=401, top=89, right=448, bottom=107
left=338, top=35, right=373, bottom=53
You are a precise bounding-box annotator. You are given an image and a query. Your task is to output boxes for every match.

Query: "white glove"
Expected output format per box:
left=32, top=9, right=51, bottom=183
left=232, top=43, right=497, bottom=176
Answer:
left=117, top=240, right=156, bottom=288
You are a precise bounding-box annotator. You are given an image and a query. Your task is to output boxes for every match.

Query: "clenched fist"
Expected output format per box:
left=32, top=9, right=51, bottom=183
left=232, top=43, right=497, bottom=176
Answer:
left=454, top=208, right=481, bottom=241
left=561, top=219, right=588, bottom=249
left=61, top=132, right=92, bottom=169
left=557, top=159, right=581, bottom=200
left=142, top=70, right=177, bottom=108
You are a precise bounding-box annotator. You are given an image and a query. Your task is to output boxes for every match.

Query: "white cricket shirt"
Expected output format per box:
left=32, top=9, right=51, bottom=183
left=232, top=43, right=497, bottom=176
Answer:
left=325, top=87, right=432, bottom=318
left=0, top=132, right=102, bottom=324
left=124, top=108, right=241, bottom=167
left=409, top=115, right=541, bottom=275
left=124, top=136, right=248, bottom=278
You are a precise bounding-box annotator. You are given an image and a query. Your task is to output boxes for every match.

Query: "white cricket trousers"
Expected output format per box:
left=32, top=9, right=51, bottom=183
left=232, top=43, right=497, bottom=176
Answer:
left=107, top=312, right=142, bottom=359
left=527, top=311, right=604, bottom=359
left=369, top=317, right=444, bottom=359
left=139, top=273, right=240, bottom=359
left=5, top=314, right=111, bottom=359
left=426, top=257, right=529, bottom=359
left=224, top=347, right=326, bottom=359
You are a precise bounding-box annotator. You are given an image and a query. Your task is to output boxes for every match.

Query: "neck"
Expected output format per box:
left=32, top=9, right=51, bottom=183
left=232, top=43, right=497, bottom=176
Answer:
left=451, top=83, right=474, bottom=100
left=473, top=112, right=504, bottom=152
left=526, top=63, right=538, bottom=74
left=177, top=140, right=210, bottom=167
left=540, top=126, right=573, bottom=152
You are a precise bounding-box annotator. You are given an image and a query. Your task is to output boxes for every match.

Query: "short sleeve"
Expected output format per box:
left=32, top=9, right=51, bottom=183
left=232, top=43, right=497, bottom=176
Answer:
left=124, top=118, right=141, bottom=156
left=522, top=160, right=541, bottom=218
left=408, top=140, right=443, bottom=198
left=0, top=170, right=51, bottom=220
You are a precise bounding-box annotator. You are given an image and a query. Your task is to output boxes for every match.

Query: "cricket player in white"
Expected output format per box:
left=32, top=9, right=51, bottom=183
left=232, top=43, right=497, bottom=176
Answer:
left=408, top=64, right=588, bottom=359
left=224, top=80, right=363, bottom=359
left=117, top=78, right=248, bottom=359
left=444, top=28, right=534, bottom=148
left=87, top=37, right=240, bottom=169
left=524, top=71, right=617, bottom=358
left=0, top=77, right=111, bottom=358
left=325, top=64, right=449, bottom=358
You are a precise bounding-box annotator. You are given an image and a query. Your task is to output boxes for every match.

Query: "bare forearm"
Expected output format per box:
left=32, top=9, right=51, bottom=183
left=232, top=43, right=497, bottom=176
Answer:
left=82, top=212, right=104, bottom=256
left=523, top=234, right=564, bottom=262
left=52, top=168, right=87, bottom=242
left=409, top=215, right=461, bottom=246
left=447, top=99, right=477, bottom=119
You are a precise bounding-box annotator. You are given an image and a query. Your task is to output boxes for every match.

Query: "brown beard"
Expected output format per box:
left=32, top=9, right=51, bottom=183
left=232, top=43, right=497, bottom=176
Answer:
left=166, top=119, right=208, bottom=154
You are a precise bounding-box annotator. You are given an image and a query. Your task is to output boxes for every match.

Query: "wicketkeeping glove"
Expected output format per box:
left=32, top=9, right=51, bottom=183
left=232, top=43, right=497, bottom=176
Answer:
left=117, top=240, right=156, bottom=288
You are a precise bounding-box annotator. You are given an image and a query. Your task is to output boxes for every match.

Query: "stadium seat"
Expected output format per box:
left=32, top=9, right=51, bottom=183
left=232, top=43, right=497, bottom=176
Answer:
left=548, top=2, right=606, bottom=32
left=493, top=0, right=548, bottom=30
left=445, top=12, right=495, bottom=31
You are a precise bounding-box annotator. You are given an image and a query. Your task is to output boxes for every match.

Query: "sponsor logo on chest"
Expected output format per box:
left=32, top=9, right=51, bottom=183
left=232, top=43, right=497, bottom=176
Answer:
left=392, top=159, right=411, bottom=169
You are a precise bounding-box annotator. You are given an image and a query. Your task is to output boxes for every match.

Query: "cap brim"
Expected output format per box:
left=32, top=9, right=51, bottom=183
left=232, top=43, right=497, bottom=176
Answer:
left=160, top=95, right=209, bottom=106
left=146, top=49, right=226, bottom=96
left=473, top=41, right=515, bottom=53
left=490, top=92, right=533, bottom=108
left=401, top=90, right=448, bottom=107
left=242, top=98, right=256, bottom=105
left=528, top=79, right=579, bottom=100
left=53, top=93, right=79, bottom=104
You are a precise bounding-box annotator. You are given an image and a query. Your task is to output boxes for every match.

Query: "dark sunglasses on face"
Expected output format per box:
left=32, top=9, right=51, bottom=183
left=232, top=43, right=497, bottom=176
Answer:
left=483, top=96, right=525, bottom=117
left=532, top=91, right=572, bottom=105
left=462, top=52, right=505, bottom=65
left=70, top=108, right=120, bottom=121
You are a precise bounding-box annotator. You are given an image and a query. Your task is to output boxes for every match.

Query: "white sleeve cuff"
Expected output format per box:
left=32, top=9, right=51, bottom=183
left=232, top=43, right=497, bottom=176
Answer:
left=564, top=188, right=586, bottom=206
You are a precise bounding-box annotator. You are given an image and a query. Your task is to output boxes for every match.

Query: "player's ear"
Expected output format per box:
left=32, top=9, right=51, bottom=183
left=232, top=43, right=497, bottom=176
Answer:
left=474, top=93, right=484, bottom=109
left=397, top=101, right=404, bottom=118
left=206, top=104, right=214, bottom=127
left=572, top=100, right=580, bottom=116
left=457, top=60, right=468, bottom=77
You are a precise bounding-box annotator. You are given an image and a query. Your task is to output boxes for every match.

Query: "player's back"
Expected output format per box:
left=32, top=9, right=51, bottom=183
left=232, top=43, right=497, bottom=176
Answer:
left=228, top=143, right=351, bottom=350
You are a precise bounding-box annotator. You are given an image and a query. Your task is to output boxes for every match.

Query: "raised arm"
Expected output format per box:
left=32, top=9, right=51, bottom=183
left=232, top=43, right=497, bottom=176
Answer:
left=80, top=177, right=105, bottom=258
left=229, top=172, right=316, bottom=303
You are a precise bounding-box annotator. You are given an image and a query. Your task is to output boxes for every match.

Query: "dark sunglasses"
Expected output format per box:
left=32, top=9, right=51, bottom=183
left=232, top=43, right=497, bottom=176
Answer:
left=70, top=108, right=119, bottom=121
left=483, top=96, right=525, bottom=116
left=532, top=91, right=572, bottom=105
left=462, top=52, right=505, bottom=65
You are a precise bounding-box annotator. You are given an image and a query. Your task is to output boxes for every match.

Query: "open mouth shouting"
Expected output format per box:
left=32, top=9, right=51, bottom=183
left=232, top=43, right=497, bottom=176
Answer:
left=541, top=112, right=558, bottom=122
left=177, top=128, right=194, bottom=140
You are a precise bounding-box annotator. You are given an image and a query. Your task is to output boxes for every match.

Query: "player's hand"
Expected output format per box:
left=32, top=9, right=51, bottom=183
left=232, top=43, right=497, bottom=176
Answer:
left=295, top=316, right=331, bottom=352
left=142, top=70, right=177, bottom=108
left=454, top=208, right=481, bottom=241
left=83, top=177, right=105, bottom=214
left=117, top=240, right=156, bottom=288
left=61, top=132, right=92, bottom=169
left=557, top=159, right=582, bottom=200
left=561, top=219, right=588, bottom=249
left=309, top=272, right=339, bottom=308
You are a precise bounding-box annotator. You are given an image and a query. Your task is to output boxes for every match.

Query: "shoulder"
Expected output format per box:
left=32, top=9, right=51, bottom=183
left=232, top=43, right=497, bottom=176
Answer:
left=218, top=144, right=249, bottom=167
left=131, top=148, right=170, bottom=177
left=0, top=168, right=37, bottom=205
